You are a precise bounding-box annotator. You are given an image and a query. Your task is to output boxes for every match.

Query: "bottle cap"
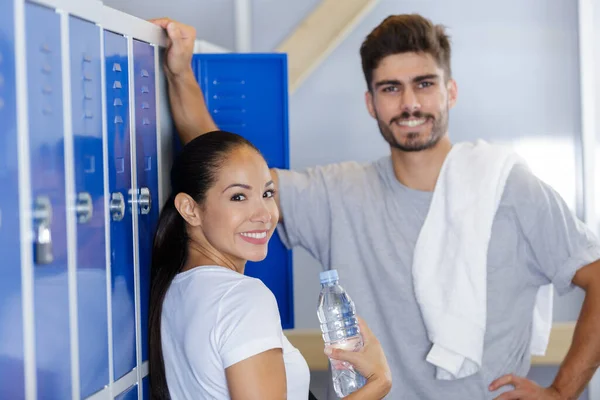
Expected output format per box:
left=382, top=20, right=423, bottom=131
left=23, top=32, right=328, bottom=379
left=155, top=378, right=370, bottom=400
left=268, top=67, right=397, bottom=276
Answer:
left=319, top=269, right=339, bottom=284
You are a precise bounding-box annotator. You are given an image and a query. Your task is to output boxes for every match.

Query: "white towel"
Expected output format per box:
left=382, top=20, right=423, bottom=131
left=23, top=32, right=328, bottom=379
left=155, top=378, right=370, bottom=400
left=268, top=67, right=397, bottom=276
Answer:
left=412, top=139, right=554, bottom=380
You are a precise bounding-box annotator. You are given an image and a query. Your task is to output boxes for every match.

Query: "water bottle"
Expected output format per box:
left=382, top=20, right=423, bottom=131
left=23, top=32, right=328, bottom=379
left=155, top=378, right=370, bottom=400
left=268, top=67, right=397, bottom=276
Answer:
left=317, top=269, right=366, bottom=398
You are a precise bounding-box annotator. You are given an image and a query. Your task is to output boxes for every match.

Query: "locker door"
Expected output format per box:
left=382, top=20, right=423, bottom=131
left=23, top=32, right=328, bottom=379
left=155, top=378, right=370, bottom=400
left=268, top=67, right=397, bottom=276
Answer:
left=0, top=0, right=25, bottom=398
left=192, top=54, right=294, bottom=328
left=115, top=384, right=138, bottom=400
left=142, top=375, right=149, bottom=400
left=104, top=31, right=136, bottom=380
left=25, top=2, right=72, bottom=398
left=133, top=39, right=158, bottom=363
left=69, top=16, right=109, bottom=397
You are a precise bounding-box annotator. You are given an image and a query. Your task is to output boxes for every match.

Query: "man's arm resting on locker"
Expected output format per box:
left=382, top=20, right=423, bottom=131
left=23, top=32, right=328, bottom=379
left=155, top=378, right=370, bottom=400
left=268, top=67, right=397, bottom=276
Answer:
left=150, top=17, right=217, bottom=144
left=225, top=348, right=287, bottom=400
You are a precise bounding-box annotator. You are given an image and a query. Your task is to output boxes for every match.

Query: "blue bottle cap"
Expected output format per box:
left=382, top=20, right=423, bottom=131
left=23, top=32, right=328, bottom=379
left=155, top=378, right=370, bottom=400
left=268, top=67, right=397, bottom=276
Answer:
left=320, top=269, right=339, bottom=284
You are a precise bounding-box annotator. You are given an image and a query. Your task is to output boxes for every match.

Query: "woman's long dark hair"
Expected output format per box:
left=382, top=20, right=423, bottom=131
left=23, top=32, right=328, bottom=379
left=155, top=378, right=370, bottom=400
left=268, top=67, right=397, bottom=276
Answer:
left=149, top=131, right=258, bottom=399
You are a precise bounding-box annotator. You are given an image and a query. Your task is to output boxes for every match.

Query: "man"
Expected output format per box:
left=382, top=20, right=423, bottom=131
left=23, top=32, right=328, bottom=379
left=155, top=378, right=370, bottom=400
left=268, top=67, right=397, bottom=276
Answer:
left=152, top=14, right=600, bottom=399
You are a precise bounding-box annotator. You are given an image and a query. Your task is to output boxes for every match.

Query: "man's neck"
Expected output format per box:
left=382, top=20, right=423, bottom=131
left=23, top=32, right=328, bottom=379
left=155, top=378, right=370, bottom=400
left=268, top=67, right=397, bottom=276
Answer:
left=390, top=137, right=452, bottom=192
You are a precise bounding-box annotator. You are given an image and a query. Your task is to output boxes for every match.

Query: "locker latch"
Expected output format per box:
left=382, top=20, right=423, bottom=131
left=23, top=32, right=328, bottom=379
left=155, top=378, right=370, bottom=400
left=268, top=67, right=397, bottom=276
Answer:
left=110, top=192, right=125, bottom=222
left=32, top=196, right=53, bottom=265
left=75, top=192, right=94, bottom=224
left=138, top=187, right=152, bottom=215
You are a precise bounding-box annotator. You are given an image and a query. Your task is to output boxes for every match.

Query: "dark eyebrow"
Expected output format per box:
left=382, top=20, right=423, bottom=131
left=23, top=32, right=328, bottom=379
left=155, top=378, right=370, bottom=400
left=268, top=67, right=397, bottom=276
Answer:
left=413, top=74, right=440, bottom=82
left=223, top=183, right=251, bottom=193
left=223, top=180, right=274, bottom=193
left=374, top=74, right=440, bottom=88
left=374, top=79, right=401, bottom=88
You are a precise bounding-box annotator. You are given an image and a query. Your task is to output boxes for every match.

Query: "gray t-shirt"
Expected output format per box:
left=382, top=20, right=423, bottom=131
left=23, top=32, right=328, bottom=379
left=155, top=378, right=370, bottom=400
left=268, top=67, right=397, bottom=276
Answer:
left=275, top=155, right=600, bottom=399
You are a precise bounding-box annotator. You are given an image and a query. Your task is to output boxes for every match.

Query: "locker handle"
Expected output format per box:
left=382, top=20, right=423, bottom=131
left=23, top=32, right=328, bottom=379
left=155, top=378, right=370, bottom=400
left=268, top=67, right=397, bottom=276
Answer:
left=32, top=196, right=53, bottom=265
left=75, top=192, right=94, bottom=224
left=110, top=192, right=125, bottom=222
left=138, top=187, right=152, bottom=215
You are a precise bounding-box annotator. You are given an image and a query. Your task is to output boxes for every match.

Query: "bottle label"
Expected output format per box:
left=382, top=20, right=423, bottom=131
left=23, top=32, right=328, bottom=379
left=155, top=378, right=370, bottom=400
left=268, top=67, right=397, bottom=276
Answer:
left=328, top=336, right=363, bottom=371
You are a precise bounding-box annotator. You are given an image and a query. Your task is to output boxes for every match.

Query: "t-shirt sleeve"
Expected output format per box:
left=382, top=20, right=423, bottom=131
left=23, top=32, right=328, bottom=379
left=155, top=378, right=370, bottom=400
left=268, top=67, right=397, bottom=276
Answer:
left=508, top=164, right=600, bottom=295
left=215, top=279, right=284, bottom=368
left=274, top=166, right=334, bottom=265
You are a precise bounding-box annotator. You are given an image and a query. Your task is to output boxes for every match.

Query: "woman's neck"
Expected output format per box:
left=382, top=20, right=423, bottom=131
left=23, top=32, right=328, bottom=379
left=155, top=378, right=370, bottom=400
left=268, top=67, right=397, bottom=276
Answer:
left=181, top=241, right=245, bottom=274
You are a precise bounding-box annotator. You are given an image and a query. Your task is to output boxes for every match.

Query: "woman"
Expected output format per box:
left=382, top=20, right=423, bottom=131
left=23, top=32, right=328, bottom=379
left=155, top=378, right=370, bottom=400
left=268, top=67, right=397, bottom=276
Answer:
left=149, top=131, right=391, bottom=399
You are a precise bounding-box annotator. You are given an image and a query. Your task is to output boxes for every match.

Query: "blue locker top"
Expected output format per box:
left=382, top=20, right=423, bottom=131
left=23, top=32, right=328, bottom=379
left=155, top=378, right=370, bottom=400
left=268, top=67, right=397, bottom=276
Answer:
left=191, top=54, right=294, bottom=329
left=192, top=54, right=290, bottom=170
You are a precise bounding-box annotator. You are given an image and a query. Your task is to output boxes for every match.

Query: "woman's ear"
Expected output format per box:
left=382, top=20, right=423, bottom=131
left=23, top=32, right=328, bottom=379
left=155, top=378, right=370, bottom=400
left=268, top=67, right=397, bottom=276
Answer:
left=174, top=193, right=202, bottom=227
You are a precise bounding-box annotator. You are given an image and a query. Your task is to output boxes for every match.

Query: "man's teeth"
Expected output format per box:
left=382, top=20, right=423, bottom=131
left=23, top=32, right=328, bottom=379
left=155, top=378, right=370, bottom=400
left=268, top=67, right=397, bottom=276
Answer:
left=397, top=118, right=427, bottom=127
left=241, top=232, right=267, bottom=239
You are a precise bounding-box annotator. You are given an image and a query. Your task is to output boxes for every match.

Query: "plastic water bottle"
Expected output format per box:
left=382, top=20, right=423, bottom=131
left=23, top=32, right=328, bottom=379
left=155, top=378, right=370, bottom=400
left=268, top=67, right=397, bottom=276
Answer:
left=317, top=269, right=366, bottom=398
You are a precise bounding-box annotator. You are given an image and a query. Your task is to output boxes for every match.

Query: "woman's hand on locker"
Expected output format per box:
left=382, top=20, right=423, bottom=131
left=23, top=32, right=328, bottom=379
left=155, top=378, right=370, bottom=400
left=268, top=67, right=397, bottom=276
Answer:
left=149, top=18, right=196, bottom=78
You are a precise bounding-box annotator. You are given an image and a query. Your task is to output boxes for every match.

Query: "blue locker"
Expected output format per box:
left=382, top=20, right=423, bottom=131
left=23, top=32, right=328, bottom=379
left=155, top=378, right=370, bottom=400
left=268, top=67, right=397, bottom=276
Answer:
left=133, top=39, right=158, bottom=363
left=104, top=31, right=137, bottom=379
left=192, top=54, right=294, bottom=328
left=0, top=0, right=25, bottom=398
left=142, top=375, right=149, bottom=400
left=115, top=384, right=138, bottom=400
left=25, top=2, right=72, bottom=398
left=69, top=16, right=109, bottom=397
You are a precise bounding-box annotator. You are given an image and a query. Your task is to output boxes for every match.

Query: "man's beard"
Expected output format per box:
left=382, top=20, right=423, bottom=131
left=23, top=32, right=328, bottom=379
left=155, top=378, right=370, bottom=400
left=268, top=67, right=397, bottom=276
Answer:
left=375, top=107, right=449, bottom=152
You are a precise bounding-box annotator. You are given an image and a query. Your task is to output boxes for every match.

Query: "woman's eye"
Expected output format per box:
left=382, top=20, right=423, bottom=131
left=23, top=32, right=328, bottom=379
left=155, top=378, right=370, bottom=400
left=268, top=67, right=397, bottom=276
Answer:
left=230, top=193, right=246, bottom=201
left=263, top=189, right=276, bottom=198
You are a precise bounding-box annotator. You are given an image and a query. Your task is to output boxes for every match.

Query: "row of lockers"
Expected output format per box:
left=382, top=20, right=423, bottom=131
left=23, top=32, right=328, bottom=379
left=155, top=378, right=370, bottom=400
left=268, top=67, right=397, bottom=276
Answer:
left=0, top=0, right=160, bottom=398
left=1, top=0, right=293, bottom=398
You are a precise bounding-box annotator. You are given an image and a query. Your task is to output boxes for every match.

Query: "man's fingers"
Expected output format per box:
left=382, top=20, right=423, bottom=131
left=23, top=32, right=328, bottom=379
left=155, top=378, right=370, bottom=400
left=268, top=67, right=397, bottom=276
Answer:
left=166, top=22, right=182, bottom=41
left=148, top=17, right=172, bottom=29
left=177, top=24, right=196, bottom=41
left=489, top=374, right=522, bottom=392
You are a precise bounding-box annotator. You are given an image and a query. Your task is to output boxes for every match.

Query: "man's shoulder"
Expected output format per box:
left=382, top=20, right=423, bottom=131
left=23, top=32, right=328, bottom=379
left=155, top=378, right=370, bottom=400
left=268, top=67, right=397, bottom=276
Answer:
left=280, top=157, right=387, bottom=185
left=501, top=163, right=552, bottom=208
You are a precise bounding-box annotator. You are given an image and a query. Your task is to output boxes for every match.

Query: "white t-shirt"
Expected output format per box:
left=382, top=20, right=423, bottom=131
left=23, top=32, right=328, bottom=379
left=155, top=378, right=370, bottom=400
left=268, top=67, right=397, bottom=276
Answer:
left=161, top=266, right=310, bottom=399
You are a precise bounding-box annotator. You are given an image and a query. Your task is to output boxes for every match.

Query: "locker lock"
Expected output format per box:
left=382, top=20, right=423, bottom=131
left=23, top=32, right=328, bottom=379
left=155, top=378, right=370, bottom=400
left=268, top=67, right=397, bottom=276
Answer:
left=138, top=187, right=152, bottom=215
left=75, top=192, right=94, bottom=224
left=110, top=192, right=125, bottom=222
left=126, top=188, right=152, bottom=215
left=32, top=196, right=53, bottom=265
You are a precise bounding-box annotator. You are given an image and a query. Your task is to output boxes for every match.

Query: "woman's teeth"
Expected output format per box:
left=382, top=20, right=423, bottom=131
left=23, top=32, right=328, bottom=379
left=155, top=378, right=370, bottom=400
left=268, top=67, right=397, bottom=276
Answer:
left=241, top=232, right=267, bottom=239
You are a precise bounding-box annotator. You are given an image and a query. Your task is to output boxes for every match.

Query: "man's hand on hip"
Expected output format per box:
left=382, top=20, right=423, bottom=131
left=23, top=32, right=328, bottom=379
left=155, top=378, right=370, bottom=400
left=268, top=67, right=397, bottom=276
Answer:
left=489, top=374, right=564, bottom=400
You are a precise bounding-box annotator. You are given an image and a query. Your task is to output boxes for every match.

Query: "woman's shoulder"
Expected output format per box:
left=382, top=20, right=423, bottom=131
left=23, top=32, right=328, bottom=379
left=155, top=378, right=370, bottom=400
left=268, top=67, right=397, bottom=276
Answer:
left=172, top=266, right=276, bottom=312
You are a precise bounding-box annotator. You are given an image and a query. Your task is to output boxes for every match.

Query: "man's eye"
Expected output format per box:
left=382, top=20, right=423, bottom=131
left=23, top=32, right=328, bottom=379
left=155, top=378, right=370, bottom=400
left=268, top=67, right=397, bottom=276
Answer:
left=231, top=194, right=246, bottom=201
left=382, top=86, right=398, bottom=92
left=419, top=81, right=434, bottom=89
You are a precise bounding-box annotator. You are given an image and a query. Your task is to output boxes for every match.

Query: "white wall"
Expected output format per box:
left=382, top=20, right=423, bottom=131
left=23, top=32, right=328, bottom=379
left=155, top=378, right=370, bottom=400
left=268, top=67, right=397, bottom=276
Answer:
left=103, top=0, right=237, bottom=49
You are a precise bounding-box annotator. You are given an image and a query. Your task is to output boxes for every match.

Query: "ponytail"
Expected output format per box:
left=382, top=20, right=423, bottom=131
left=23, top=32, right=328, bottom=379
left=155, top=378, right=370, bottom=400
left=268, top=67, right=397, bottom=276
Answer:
left=149, top=196, right=187, bottom=400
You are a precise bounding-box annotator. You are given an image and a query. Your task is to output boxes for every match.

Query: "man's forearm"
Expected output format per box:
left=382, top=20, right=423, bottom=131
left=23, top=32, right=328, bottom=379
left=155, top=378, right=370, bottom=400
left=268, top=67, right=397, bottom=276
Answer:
left=551, top=285, right=600, bottom=399
left=167, top=69, right=218, bottom=145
